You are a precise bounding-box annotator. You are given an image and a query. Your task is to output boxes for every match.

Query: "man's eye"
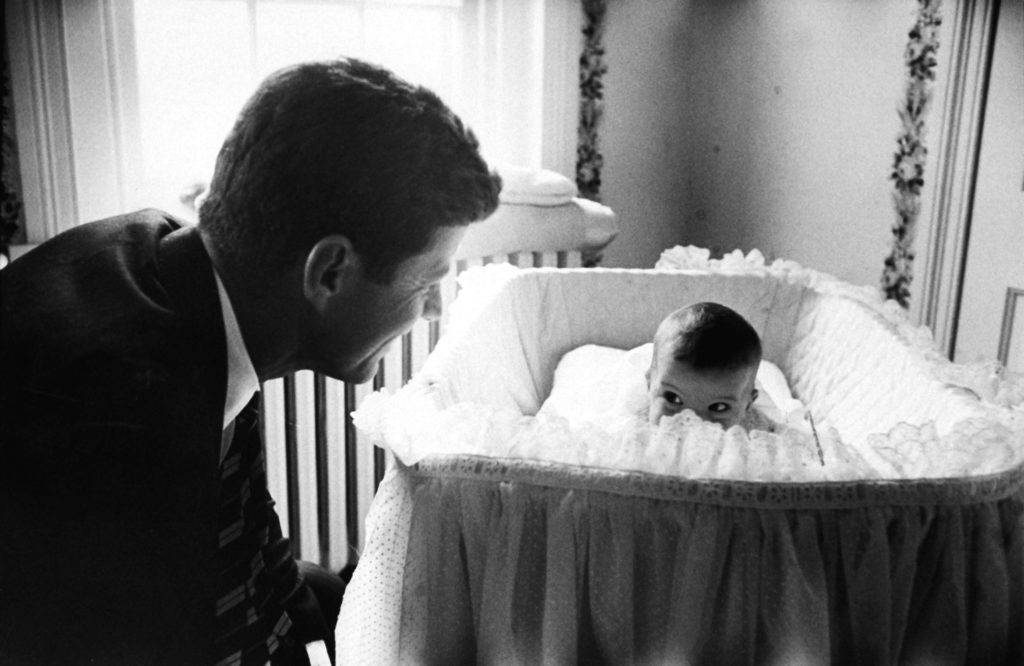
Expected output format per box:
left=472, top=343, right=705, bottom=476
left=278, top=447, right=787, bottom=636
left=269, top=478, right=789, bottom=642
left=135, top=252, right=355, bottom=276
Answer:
left=663, top=391, right=683, bottom=406
left=708, top=402, right=731, bottom=413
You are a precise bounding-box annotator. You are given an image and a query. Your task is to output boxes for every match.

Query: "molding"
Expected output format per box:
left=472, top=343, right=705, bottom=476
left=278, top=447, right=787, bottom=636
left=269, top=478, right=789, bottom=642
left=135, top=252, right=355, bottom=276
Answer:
left=5, top=0, right=141, bottom=239
left=5, top=0, right=78, bottom=241
left=998, top=287, right=1023, bottom=368
left=913, top=0, right=999, bottom=357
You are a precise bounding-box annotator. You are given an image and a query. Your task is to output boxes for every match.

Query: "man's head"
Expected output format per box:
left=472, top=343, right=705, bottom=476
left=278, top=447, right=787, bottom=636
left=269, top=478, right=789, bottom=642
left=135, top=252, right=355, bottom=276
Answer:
left=198, top=58, right=501, bottom=382
left=646, top=302, right=762, bottom=428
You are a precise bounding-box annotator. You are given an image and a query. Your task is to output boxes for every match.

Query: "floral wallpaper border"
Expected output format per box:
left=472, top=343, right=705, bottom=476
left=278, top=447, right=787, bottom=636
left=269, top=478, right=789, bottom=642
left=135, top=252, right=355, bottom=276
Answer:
left=881, top=0, right=943, bottom=308
left=576, top=0, right=607, bottom=204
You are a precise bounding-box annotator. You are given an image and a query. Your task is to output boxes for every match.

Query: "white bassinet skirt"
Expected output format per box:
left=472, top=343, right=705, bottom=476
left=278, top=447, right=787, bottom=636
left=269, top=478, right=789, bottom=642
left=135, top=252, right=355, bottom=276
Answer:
left=338, top=249, right=1024, bottom=664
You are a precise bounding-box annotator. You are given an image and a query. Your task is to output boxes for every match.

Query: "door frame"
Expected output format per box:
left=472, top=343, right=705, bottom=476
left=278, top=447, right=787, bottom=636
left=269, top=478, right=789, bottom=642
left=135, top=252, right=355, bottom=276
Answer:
left=913, top=0, right=1001, bottom=359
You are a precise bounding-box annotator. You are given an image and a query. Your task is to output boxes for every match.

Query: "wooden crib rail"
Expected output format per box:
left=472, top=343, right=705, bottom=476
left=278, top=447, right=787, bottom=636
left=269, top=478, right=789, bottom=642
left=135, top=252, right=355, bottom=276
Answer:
left=455, top=197, right=618, bottom=267
left=261, top=198, right=618, bottom=570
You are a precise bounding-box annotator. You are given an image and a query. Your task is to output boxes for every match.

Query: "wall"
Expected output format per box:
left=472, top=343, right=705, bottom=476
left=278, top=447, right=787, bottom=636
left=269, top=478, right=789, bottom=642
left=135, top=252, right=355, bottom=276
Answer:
left=597, top=0, right=692, bottom=268
left=599, top=0, right=912, bottom=290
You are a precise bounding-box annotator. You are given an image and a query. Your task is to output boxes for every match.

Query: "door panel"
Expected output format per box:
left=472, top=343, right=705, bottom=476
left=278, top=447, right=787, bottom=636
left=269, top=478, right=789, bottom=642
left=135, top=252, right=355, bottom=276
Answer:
left=954, top=0, right=1024, bottom=372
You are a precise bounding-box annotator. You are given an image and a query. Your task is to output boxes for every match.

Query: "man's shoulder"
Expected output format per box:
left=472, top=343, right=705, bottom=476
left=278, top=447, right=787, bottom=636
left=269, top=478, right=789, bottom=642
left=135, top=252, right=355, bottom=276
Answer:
left=2, top=208, right=185, bottom=281
left=1, top=209, right=218, bottom=405
left=63, top=208, right=184, bottom=248
left=86, top=207, right=186, bottom=242
left=1, top=209, right=224, bottom=468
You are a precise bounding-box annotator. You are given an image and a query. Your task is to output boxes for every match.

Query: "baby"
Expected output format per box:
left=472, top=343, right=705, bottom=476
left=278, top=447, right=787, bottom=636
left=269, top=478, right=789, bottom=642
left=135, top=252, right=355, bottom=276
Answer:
left=540, top=302, right=805, bottom=433
left=646, top=302, right=762, bottom=429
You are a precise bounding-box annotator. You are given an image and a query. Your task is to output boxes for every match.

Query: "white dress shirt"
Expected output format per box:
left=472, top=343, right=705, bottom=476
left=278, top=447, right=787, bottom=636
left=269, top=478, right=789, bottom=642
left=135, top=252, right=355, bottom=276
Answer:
left=213, top=271, right=259, bottom=462
left=211, top=267, right=332, bottom=666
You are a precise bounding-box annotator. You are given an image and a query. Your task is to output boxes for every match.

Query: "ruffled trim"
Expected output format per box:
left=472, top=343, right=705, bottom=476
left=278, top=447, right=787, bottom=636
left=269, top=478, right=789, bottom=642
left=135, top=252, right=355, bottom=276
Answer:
left=355, top=249, right=1024, bottom=489
left=353, top=381, right=1024, bottom=485
left=405, top=455, right=1024, bottom=509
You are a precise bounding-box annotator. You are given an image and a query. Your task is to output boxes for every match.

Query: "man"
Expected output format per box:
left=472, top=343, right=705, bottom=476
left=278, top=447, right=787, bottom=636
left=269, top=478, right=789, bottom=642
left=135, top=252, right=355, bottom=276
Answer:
left=0, top=58, right=501, bottom=664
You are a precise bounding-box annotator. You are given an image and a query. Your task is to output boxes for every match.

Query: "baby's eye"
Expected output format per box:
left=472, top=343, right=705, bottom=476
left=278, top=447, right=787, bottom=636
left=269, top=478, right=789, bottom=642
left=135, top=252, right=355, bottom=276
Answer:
left=662, top=391, right=683, bottom=406
left=708, top=402, right=731, bottom=413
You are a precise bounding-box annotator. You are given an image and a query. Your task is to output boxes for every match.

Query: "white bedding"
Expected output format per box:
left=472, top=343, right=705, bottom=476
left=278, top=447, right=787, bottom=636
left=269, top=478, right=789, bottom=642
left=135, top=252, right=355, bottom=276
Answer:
left=538, top=342, right=808, bottom=429
left=355, top=252, right=1024, bottom=483
left=340, top=248, right=1024, bottom=664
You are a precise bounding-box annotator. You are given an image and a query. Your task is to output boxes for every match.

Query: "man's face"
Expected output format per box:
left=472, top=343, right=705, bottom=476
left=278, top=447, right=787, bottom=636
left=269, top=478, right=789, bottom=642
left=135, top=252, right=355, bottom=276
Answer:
left=647, top=352, right=758, bottom=429
left=310, top=225, right=466, bottom=383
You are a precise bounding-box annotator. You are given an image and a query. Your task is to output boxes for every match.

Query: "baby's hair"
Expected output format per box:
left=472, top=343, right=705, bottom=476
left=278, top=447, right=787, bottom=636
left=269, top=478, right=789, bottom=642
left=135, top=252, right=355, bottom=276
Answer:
left=653, top=302, right=762, bottom=373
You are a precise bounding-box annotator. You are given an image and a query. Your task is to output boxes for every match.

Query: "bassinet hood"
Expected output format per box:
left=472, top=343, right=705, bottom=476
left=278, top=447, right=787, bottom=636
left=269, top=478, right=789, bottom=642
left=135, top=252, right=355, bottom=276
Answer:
left=354, top=247, right=1023, bottom=484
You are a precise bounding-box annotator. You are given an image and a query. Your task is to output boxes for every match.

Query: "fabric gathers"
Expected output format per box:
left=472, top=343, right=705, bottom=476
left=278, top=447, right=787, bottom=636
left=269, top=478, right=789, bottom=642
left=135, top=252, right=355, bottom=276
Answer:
left=339, top=456, right=1024, bottom=664
left=337, top=259, right=1024, bottom=662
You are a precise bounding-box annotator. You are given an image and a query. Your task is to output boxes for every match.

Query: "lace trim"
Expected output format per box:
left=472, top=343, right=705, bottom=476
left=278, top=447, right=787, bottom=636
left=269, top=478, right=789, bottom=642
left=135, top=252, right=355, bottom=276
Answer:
left=406, top=454, right=1024, bottom=509
left=356, top=389, right=1023, bottom=484
left=359, top=255, right=1024, bottom=488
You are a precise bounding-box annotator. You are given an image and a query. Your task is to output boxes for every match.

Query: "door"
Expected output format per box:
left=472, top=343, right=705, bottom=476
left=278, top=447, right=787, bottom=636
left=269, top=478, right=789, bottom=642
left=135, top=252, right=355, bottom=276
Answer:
left=953, top=0, right=1024, bottom=372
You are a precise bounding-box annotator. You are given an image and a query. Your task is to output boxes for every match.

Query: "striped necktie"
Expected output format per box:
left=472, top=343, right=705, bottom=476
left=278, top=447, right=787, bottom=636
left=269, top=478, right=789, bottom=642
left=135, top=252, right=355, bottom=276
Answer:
left=212, top=398, right=298, bottom=665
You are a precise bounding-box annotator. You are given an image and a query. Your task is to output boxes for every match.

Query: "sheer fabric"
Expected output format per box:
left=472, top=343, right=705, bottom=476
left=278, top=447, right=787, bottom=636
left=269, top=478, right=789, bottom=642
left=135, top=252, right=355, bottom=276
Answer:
left=338, top=250, right=1024, bottom=663
left=340, top=457, right=1022, bottom=664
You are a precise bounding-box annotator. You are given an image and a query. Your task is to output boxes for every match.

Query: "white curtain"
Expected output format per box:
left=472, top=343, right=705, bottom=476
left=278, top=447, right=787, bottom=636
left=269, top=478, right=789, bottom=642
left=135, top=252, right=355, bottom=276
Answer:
left=6, top=0, right=579, bottom=239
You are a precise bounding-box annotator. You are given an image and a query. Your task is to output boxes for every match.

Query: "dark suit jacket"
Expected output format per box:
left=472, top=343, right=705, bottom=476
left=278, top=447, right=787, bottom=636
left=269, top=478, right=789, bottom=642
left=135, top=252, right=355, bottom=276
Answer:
left=0, top=211, right=324, bottom=664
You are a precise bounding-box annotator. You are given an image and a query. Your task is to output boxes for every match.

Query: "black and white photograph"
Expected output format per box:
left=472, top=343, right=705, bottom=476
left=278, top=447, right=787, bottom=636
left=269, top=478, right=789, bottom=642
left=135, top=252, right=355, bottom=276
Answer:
left=2, top=0, right=1022, bottom=663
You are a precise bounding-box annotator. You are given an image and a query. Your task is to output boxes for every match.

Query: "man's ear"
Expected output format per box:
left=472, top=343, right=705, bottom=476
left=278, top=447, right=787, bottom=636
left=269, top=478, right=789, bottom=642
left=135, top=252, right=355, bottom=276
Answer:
left=302, top=235, right=359, bottom=307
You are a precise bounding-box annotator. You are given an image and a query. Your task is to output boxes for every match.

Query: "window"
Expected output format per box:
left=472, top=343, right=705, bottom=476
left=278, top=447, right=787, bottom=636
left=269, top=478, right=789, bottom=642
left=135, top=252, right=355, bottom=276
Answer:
left=6, top=0, right=578, bottom=240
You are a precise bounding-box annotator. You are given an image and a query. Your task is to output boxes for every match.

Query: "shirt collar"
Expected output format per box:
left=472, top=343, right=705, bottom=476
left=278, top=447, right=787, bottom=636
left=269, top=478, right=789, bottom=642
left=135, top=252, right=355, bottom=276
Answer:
left=212, top=270, right=259, bottom=431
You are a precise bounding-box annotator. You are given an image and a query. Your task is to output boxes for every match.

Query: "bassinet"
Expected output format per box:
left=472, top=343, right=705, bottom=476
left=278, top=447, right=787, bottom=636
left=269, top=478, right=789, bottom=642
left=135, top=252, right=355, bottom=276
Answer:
left=338, top=248, right=1024, bottom=664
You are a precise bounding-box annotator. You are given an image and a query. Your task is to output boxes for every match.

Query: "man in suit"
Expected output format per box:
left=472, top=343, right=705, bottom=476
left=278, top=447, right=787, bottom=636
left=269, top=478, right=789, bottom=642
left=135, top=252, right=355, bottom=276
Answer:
left=0, top=58, right=501, bottom=665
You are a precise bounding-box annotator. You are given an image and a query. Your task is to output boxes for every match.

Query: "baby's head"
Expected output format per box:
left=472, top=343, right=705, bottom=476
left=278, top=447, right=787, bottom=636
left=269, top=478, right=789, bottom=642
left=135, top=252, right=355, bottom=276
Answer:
left=647, top=302, right=762, bottom=429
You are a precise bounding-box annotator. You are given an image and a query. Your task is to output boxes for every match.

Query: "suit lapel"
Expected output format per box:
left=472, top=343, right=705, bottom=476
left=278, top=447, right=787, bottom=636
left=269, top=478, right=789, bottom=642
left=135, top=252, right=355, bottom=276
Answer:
left=157, top=223, right=229, bottom=461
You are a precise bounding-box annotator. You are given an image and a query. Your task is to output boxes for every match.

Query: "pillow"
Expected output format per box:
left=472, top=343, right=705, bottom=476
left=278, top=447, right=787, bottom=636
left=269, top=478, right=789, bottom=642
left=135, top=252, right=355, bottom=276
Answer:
left=539, top=343, right=806, bottom=428
left=496, top=164, right=578, bottom=207
left=538, top=344, right=650, bottom=425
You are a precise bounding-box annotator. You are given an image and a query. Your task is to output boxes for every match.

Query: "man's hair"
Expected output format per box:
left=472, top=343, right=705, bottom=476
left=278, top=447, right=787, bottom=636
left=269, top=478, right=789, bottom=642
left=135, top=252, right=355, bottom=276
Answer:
left=653, top=302, right=762, bottom=373
left=199, top=58, right=502, bottom=283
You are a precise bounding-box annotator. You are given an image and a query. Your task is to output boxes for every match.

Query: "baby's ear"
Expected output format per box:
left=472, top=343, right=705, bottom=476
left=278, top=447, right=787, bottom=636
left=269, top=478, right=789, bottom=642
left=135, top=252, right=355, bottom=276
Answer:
left=749, top=388, right=759, bottom=407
